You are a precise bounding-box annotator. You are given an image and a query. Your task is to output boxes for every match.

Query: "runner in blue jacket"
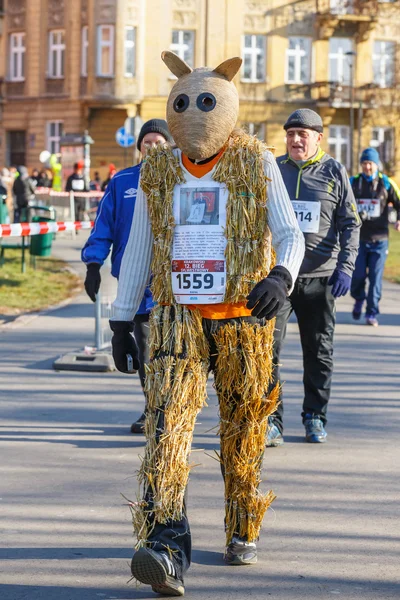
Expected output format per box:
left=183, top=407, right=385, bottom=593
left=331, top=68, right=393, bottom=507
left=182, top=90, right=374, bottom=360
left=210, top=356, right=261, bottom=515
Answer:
left=81, top=119, right=173, bottom=432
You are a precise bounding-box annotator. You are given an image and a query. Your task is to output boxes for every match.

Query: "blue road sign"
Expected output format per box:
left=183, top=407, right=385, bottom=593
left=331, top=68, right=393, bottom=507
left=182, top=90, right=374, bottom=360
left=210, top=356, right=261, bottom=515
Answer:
left=115, top=127, right=135, bottom=148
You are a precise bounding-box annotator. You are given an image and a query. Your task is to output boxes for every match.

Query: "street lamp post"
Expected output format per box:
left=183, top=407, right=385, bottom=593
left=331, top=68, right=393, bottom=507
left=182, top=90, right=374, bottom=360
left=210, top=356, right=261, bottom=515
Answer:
left=346, top=51, right=357, bottom=174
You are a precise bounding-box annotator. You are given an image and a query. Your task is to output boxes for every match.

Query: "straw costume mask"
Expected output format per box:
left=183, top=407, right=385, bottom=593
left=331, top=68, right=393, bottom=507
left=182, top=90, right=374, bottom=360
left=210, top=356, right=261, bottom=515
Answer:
left=164, top=51, right=240, bottom=160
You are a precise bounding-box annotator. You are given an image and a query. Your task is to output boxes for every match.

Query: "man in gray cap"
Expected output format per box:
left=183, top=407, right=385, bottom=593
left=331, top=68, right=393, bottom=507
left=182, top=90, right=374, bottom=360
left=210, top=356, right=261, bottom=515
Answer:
left=267, top=108, right=360, bottom=445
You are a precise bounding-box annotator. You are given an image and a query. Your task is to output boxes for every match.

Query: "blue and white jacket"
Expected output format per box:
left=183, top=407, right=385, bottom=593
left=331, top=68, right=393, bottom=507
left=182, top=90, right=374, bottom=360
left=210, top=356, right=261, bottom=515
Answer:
left=81, top=164, right=154, bottom=314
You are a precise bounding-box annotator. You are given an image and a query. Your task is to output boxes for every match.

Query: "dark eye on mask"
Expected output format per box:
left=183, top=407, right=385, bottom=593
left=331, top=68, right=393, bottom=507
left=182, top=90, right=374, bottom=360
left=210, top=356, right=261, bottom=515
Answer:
left=196, top=93, right=216, bottom=112
left=173, top=94, right=190, bottom=113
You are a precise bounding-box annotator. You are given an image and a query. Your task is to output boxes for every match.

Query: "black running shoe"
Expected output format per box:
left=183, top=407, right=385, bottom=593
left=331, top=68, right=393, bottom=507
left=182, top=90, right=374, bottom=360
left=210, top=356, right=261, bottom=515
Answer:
left=130, top=411, right=146, bottom=434
left=224, top=536, right=257, bottom=565
left=131, top=547, right=185, bottom=596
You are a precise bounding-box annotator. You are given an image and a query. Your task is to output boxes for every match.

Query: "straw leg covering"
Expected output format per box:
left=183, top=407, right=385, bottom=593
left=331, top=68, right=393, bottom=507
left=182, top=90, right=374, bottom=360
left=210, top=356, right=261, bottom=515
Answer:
left=214, top=319, right=280, bottom=545
left=131, top=305, right=209, bottom=547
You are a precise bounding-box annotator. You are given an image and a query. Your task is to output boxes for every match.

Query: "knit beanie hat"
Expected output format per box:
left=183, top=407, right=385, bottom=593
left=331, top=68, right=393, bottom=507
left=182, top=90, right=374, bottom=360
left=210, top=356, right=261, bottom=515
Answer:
left=137, top=119, right=173, bottom=150
left=284, top=109, right=323, bottom=133
left=360, top=147, right=380, bottom=165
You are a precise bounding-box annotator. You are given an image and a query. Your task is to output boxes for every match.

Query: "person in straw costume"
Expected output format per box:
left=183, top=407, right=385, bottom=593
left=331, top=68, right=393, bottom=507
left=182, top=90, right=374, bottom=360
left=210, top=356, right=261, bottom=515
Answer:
left=110, top=51, right=305, bottom=596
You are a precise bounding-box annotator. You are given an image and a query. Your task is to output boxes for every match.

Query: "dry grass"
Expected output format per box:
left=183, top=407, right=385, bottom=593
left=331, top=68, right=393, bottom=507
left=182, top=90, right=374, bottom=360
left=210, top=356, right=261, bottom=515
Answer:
left=0, top=249, right=81, bottom=315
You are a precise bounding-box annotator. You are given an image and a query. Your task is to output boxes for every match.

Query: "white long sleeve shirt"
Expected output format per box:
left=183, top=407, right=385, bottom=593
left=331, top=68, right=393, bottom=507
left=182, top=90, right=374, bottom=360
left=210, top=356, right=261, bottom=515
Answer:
left=112, top=149, right=305, bottom=321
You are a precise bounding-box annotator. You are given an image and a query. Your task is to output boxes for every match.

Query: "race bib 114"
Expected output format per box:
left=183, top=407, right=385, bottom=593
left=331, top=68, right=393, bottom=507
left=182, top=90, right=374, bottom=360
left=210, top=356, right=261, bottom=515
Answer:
left=291, top=200, right=321, bottom=233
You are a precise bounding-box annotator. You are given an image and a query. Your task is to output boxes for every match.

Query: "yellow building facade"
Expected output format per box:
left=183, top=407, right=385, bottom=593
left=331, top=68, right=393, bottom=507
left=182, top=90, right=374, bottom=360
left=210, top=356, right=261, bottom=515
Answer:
left=0, top=0, right=399, bottom=177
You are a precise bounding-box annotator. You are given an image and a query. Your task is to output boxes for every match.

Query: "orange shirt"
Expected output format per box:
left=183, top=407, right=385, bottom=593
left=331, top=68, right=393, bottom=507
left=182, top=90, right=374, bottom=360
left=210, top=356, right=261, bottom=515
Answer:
left=181, top=152, right=252, bottom=320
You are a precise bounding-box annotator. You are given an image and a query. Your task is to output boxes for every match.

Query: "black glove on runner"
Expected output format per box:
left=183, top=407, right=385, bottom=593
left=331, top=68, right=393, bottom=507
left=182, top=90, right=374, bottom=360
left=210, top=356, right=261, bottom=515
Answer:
left=84, top=263, right=101, bottom=302
left=246, top=266, right=292, bottom=320
left=109, top=320, right=141, bottom=374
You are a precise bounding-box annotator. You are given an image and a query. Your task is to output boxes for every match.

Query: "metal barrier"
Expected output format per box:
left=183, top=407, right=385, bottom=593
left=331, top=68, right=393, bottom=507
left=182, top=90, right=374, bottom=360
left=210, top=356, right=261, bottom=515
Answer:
left=95, top=257, right=118, bottom=351
left=34, top=188, right=103, bottom=224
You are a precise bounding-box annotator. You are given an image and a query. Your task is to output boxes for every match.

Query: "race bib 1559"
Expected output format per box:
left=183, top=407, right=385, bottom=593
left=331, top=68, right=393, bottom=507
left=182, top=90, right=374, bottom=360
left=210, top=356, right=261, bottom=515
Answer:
left=171, top=181, right=228, bottom=304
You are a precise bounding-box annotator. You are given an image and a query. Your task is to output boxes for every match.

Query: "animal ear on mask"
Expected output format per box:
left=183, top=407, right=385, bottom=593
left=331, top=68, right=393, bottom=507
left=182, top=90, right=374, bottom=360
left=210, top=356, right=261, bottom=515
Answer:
left=213, top=57, right=242, bottom=82
left=162, top=51, right=193, bottom=78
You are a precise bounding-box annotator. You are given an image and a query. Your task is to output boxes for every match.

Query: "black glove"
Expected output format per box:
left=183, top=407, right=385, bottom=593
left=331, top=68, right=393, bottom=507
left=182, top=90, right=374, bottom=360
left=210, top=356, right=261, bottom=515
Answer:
left=84, top=263, right=101, bottom=302
left=246, top=266, right=292, bottom=320
left=109, top=320, right=141, bottom=374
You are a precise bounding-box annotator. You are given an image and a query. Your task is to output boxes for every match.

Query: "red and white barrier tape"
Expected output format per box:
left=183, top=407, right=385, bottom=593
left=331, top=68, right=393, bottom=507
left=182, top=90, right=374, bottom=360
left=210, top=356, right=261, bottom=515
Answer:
left=0, top=221, right=95, bottom=238
left=35, top=188, right=103, bottom=198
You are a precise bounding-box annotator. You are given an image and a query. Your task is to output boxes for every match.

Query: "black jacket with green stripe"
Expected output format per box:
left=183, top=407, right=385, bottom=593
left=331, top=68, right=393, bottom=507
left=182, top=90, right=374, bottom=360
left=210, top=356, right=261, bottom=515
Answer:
left=277, top=149, right=360, bottom=278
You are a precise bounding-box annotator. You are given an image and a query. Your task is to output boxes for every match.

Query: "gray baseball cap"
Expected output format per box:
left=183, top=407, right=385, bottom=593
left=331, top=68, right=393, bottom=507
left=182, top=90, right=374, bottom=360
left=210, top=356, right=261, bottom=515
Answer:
left=283, top=109, right=323, bottom=133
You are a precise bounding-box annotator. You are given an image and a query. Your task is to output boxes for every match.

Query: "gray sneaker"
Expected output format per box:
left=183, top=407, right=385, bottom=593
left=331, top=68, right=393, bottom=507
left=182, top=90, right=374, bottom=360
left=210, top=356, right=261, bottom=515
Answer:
left=266, top=422, right=284, bottom=447
left=131, top=547, right=185, bottom=596
left=224, top=536, right=257, bottom=565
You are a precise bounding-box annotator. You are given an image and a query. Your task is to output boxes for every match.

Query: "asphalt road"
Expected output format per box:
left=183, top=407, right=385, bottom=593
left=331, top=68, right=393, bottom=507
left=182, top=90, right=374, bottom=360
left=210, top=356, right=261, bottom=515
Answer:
left=0, top=234, right=399, bottom=599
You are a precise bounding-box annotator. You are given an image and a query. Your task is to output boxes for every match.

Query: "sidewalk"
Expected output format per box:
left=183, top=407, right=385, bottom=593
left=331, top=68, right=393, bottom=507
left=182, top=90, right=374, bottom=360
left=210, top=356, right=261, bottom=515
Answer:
left=0, top=236, right=399, bottom=600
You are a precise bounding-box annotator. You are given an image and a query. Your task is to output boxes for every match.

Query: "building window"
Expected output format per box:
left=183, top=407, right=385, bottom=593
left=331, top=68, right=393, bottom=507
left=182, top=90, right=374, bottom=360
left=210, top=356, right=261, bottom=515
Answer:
left=328, top=125, right=350, bottom=169
left=242, top=122, right=265, bottom=140
left=124, top=26, right=136, bottom=77
left=46, top=121, right=63, bottom=155
left=329, top=37, right=353, bottom=84
left=285, top=37, right=311, bottom=84
left=48, top=30, right=65, bottom=78
left=242, top=35, right=266, bottom=82
left=370, top=127, right=394, bottom=167
left=373, top=41, right=395, bottom=88
left=9, top=32, right=25, bottom=82
left=330, top=0, right=351, bottom=14
left=81, top=26, right=88, bottom=77
left=97, top=25, right=114, bottom=77
left=170, top=30, right=195, bottom=67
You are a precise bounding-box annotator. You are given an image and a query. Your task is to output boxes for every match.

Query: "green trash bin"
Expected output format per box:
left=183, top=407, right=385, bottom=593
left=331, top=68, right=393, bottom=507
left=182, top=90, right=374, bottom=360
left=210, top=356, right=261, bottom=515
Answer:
left=0, top=192, right=9, bottom=224
left=30, top=211, right=55, bottom=257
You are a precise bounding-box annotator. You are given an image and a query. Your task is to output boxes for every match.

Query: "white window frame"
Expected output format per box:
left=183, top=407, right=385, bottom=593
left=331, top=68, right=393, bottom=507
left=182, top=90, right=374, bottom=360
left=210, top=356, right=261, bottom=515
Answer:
left=81, top=26, right=89, bottom=77
left=170, top=30, right=195, bottom=68
left=328, top=125, right=350, bottom=169
left=285, top=37, right=312, bottom=84
left=46, top=121, right=63, bottom=155
left=241, top=34, right=266, bottom=83
left=124, top=26, right=136, bottom=77
left=373, top=41, right=395, bottom=88
left=48, top=30, right=65, bottom=79
left=9, top=32, right=26, bottom=82
left=370, top=126, right=394, bottom=166
left=329, top=37, right=353, bottom=84
left=97, top=25, right=115, bottom=77
left=242, top=122, right=265, bottom=140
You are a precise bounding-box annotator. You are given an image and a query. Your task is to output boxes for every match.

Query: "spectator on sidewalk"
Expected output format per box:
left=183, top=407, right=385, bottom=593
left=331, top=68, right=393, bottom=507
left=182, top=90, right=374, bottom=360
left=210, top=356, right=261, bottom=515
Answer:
left=12, top=166, right=36, bottom=223
left=66, top=161, right=89, bottom=221
left=81, top=119, right=173, bottom=433
left=268, top=108, right=360, bottom=447
left=90, top=171, right=102, bottom=191
left=101, top=164, right=117, bottom=192
left=38, top=169, right=52, bottom=188
left=350, top=147, right=400, bottom=327
left=31, top=168, right=40, bottom=187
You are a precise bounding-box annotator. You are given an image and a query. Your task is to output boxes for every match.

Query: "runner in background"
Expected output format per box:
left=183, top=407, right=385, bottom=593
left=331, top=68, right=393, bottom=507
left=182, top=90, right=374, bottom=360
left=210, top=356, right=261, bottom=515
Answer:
left=350, top=147, right=400, bottom=327
left=267, top=108, right=360, bottom=447
left=81, top=119, right=173, bottom=433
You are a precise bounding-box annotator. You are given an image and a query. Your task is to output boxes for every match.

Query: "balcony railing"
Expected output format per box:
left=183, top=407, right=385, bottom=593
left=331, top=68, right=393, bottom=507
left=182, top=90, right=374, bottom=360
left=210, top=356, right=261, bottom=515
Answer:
left=285, top=81, right=353, bottom=105
left=316, top=0, right=379, bottom=17
left=285, top=81, right=400, bottom=108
